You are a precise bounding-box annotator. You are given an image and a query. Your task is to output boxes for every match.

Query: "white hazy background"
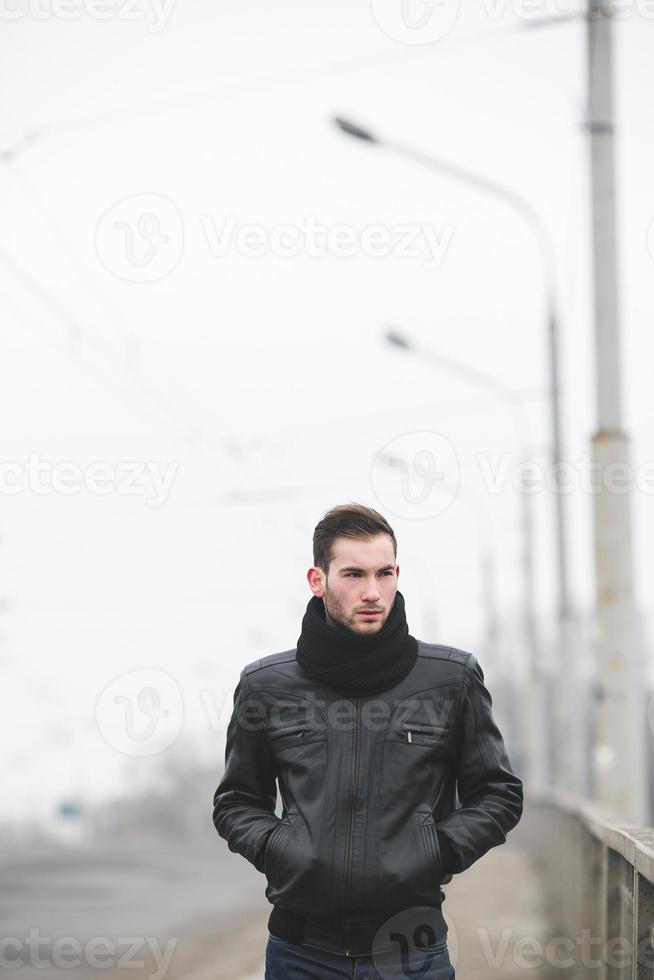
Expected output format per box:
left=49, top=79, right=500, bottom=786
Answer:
left=1, top=0, right=654, bottom=827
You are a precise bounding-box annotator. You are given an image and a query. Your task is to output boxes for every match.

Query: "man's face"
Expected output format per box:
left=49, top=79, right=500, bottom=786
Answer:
left=307, top=533, right=399, bottom=636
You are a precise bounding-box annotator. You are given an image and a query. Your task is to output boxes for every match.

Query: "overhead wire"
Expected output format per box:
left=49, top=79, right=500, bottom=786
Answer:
left=0, top=260, right=291, bottom=500
left=0, top=13, right=584, bottom=162
left=0, top=10, right=585, bottom=508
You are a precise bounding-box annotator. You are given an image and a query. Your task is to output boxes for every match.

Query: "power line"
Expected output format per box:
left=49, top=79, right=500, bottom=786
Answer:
left=0, top=252, right=204, bottom=445
left=0, top=279, right=290, bottom=486
left=9, top=163, right=134, bottom=352
left=0, top=478, right=346, bottom=520
left=0, top=14, right=583, bottom=162
left=0, top=291, right=199, bottom=444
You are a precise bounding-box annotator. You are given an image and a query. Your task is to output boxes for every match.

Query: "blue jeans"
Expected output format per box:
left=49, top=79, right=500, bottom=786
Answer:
left=265, top=932, right=455, bottom=979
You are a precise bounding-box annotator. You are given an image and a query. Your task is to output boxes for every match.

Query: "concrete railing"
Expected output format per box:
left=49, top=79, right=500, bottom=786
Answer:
left=524, top=792, right=654, bottom=979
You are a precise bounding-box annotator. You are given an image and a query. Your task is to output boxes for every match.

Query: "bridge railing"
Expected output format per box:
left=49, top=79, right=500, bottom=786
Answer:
left=523, top=791, right=654, bottom=979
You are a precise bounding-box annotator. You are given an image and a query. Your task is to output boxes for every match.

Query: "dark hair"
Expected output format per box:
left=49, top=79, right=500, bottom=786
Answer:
left=313, top=503, right=397, bottom=573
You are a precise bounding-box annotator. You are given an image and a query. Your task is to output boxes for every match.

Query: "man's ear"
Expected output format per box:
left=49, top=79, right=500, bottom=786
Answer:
left=307, top=566, right=326, bottom=598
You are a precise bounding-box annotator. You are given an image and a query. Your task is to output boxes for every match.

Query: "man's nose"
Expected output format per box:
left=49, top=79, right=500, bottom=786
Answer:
left=361, top=583, right=381, bottom=602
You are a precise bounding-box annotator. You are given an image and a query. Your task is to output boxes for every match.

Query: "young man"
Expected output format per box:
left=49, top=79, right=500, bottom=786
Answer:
left=213, top=504, right=523, bottom=979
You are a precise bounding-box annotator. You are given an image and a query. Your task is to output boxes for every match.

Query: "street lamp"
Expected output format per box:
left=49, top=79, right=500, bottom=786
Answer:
left=333, top=115, right=578, bottom=796
left=333, top=115, right=571, bottom=621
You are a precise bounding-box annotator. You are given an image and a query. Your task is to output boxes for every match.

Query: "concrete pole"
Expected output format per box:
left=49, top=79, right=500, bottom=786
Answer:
left=587, top=0, right=648, bottom=822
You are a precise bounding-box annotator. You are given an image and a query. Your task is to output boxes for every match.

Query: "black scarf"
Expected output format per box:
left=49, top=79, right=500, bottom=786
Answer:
left=295, top=591, right=418, bottom=698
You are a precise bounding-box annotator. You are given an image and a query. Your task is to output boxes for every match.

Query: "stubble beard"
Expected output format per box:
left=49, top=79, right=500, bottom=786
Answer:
left=322, top=589, right=387, bottom=636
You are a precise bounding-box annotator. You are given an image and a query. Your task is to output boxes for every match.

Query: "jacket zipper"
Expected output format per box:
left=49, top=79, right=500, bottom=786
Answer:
left=403, top=724, right=446, bottom=743
left=343, top=696, right=361, bottom=956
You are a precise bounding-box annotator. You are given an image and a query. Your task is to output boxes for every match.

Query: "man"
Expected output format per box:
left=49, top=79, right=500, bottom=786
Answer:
left=213, top=504, right=523, bottom=979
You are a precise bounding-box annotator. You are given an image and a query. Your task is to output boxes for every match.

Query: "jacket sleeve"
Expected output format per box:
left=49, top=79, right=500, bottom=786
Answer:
left=434, top=654, right=524, bottom=875
left=212, top=669, right=281, bottom=872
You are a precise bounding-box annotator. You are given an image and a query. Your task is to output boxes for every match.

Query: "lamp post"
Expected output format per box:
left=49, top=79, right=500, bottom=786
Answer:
left=333, top=115, right=577, bottom=795
left=333, top=116, right=570, bottom=614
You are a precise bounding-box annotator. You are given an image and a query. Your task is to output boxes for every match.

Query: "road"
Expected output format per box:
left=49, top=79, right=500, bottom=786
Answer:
left=0, top=835, right=270, bottom=980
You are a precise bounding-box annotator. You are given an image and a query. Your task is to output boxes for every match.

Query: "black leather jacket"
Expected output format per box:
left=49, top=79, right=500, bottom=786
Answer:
left=213, top=642, right=523, bottom=956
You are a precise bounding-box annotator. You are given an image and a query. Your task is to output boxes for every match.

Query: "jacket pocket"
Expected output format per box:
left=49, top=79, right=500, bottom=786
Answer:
left=264, top=811, right=322, bottom=914
left=268, top=725, right=311, bottom=749
left=264, top=813, right=295, bottom=879
left=267, top=721, right=327, bottom=752
left=375, top=807, right=443, bottom=913
left=417, top=810, right=442, bottom=888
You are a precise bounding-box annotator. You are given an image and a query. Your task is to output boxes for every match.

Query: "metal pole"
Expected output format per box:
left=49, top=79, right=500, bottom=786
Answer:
left=545, top=296, right=582, bottom=801
left=587, top=0, right=647, bottom=822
